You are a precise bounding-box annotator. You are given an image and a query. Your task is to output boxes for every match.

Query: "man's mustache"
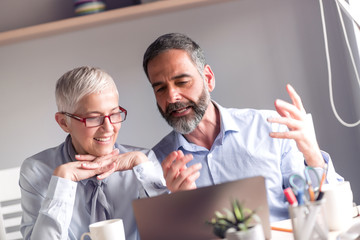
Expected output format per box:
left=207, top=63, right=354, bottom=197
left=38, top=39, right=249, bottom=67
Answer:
left=166, top=101, right=195, bottom=115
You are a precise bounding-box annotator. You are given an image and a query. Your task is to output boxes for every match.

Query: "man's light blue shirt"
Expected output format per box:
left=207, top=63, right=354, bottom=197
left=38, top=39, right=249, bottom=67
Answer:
left=152, top=102, right=343, bottom=222
left=20, top=135, right=167, bottom=240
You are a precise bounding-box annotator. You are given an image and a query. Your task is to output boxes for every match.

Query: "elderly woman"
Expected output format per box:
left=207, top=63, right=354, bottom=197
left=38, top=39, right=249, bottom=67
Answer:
left=20, top=66, right=167, bottom=240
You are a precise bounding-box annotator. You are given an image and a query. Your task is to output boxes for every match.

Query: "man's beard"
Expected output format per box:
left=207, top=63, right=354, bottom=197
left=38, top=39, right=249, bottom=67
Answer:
left=157, top=87, right=210, bottom=134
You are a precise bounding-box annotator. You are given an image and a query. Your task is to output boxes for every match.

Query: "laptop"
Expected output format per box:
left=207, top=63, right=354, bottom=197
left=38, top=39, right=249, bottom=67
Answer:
left=132, top=176, right=271, bottom=240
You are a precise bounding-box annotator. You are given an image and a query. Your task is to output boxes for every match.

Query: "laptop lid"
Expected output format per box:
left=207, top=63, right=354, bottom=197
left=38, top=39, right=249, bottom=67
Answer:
left=132, top=176, right=271, bottom=240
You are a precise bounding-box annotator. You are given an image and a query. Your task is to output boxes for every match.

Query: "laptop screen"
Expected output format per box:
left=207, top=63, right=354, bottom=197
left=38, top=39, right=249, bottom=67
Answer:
left=132, top=176, right=271, bottom=240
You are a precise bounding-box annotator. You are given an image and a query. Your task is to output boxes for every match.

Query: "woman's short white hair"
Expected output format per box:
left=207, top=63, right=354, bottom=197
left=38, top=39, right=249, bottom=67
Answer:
left=55, top=66, right=118, bottom=113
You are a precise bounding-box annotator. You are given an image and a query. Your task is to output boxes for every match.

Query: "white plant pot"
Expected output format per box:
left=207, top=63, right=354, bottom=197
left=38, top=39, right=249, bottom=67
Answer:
left=225, top=224, right=265, bottom=240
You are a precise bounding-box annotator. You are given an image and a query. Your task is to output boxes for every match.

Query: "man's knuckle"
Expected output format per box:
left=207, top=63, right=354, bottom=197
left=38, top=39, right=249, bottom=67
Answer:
left=178, top=171, right=188, bottom=179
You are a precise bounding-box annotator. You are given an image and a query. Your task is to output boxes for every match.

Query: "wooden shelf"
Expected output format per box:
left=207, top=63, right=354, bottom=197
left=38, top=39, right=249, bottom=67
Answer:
left=0, top=0, right=225, bottom=46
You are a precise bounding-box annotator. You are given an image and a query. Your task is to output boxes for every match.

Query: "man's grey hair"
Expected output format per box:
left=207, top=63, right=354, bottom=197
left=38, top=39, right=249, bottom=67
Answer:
left=143, top=33, right=207, bottom=80
left=55, top=66, right=118, bottom=113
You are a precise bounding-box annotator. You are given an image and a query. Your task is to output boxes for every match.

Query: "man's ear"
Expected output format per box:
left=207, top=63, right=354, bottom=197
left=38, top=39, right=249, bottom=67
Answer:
left=55, top=112, right=70, bottom=133
left=203, top=64, right=215, bottom=92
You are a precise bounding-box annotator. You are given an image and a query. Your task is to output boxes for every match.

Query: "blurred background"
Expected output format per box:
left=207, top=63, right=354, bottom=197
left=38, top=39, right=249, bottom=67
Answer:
left=0, top=0, right=359, bottom=203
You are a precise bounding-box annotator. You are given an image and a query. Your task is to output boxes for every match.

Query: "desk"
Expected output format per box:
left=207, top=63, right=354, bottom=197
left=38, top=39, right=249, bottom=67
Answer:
left=271, top=215, right=360, bottom=239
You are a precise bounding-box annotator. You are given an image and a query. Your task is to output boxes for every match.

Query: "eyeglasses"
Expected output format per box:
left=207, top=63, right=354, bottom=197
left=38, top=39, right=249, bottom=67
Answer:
left=61, top=106, right=127, bottom=127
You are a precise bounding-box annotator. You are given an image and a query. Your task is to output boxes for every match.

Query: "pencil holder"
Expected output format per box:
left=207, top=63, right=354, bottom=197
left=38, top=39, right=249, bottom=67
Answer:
left=288, top=199, right=328, bottom=240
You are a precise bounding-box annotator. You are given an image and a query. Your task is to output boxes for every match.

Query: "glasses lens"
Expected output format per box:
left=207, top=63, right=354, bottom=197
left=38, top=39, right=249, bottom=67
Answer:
left=110, top=112, right=125, bottom=123
left=83, top=109, right=126, bottom=127
left=85, top=116, right=103, bottom=127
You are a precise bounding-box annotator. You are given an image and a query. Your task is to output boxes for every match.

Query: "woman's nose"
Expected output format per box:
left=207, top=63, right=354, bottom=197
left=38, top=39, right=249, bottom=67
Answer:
left=101, top=116, right=114, bottom=130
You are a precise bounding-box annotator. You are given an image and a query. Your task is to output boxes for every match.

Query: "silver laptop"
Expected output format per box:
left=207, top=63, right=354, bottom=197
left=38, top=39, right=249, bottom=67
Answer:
left=132, top=176, right=271, bottom=240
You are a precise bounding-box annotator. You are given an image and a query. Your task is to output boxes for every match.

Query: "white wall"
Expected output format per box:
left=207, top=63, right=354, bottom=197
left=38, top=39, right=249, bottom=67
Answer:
left=0, top=0, right=359, bottom=202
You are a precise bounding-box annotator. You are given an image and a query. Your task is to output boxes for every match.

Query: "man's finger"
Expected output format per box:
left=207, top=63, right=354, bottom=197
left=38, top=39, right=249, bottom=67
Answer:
left=170, top=163, right=201, bottom=189
left=268, top=117, right=300, bottom=130
left=274, top=99, right=303, bottom=120
left=286, top=84, right=305, bottom=112
left=161, top=151, right=178, bottom=169
left=170, top=154, right=193, bottom=175
left=161, top=151, right=178, bottom=177
left=179, top=171, right=200, bottom=190
left=176, top=150, right=187, bottom=171
left=269, top=130, right=302, bottom=140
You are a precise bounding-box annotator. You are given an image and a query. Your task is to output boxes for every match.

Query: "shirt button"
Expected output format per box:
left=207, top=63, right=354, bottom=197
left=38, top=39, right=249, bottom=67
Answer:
left=208, top=153, right=213, bottom=159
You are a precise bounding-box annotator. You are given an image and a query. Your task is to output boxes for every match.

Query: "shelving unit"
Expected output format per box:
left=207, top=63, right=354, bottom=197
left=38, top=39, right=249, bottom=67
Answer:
left=0, top=0, right=226, bottom=46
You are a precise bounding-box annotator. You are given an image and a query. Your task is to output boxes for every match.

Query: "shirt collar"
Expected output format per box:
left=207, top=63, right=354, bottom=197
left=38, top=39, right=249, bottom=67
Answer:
left=212, top=101, right=240, bottom=133
left=173, top=101, right=240, bottom=152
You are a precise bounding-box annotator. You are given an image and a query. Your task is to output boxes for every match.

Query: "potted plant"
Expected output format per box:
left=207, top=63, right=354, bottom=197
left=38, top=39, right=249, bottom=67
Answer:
left=207, top=199, right=265, bottom=240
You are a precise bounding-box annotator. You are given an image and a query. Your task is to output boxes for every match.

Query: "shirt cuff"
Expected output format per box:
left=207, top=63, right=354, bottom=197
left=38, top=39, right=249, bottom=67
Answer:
left=38, top=176, right=78, bottom=239
left=133, top=161, right=168, bottom=197
left=319, top=151, right=344, bottom=184
left=46, top=176, right=77, bottom=202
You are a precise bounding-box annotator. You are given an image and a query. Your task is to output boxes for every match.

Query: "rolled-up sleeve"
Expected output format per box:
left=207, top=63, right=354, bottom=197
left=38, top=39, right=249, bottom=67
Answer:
left=20, top=175, right=77, bottom=240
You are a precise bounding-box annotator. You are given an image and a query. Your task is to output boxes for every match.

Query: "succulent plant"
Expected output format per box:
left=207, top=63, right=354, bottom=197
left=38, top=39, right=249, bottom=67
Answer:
left=207, top=199, right=260, bottom=239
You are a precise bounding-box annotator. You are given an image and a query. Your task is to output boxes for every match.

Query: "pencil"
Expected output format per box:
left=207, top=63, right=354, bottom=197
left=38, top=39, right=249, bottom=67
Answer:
left=308, top=185, right=315, bottom=201
left=271, top=226, right=293, bottom=233
left=319, top=163, right=328, bottom=192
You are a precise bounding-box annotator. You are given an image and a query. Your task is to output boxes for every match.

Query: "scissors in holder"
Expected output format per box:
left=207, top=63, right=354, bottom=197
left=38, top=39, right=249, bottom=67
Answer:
left=289, top=174, right=307, bottom=205
left=289, top=167, right=321, bottom=203
left=304, top=166, right=321, bottom=201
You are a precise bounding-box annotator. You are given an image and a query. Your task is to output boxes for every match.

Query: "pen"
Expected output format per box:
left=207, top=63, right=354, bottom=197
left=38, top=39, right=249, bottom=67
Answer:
left=296, top=189, right=304, bottom=205
left=304, top=168, right=315, bottom=201
left=284, top=187, right=298, bottom=206
left=316, top=191, right=324, bottom=201
left=271, top=226, right=293, bottom=233
left=316, top=164, right=328, bottom=201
